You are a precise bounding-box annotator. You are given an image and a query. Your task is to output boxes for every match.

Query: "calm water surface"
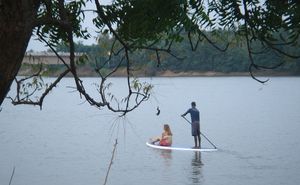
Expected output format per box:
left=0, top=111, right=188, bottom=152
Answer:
left=1, top=77, right=300, bottom=185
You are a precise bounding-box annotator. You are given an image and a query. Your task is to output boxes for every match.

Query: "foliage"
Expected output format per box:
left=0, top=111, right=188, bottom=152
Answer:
left=55, top=32, right=300, bottom=75
left=6, top=0, right=300, bottom=115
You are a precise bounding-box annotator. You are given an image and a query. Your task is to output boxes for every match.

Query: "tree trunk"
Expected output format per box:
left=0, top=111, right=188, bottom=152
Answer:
left=0, top=0, right=40, bottom=106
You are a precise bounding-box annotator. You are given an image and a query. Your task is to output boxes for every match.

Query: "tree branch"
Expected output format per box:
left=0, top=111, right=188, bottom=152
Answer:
left=103, top=139, right=118, bottom=185
left=242, top=0, right=269, bottom=83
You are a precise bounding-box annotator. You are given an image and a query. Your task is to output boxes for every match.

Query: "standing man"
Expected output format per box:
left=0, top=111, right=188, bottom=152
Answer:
left=181, top=102, right=201, bottom=148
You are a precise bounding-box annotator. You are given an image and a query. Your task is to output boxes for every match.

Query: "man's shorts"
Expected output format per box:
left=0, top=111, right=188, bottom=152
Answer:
left=191, top=121, right=200, bottom=136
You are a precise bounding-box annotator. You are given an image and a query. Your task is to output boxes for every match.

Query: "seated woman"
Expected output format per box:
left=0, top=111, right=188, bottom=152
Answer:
left=150, top=124, right=173, bottom=146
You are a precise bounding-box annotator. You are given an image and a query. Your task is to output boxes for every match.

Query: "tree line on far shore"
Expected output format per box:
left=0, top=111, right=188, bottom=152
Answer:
left=51, top=31, right=300, bottom=76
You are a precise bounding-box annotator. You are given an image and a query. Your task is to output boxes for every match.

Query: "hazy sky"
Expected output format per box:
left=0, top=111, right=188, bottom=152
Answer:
left=27, top=0, right=112, bottom=51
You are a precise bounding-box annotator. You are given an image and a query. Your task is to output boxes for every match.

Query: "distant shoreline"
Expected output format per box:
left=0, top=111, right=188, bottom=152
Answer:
left=145, top=70, right=298, bottom=77
left=18, top=65, right=299, bottom=77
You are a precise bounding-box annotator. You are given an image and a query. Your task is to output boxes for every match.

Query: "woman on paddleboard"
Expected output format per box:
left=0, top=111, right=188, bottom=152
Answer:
left=150, top=124, right=173, bottom=146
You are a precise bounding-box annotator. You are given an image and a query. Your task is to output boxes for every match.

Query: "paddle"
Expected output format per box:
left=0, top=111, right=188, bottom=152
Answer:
left=181, top=116, right=217, bottom=149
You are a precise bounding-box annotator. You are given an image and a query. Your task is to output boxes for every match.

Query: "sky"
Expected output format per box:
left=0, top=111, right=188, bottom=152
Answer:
left=27, top=0, right=112, bottom=52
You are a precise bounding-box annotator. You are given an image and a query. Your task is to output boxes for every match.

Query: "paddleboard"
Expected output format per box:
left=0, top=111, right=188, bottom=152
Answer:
left=146, top=142, right=218, bottom=152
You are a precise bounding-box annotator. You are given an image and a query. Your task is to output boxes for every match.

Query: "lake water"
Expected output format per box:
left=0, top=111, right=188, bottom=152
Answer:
left=1, top=77, right=300, bottom=185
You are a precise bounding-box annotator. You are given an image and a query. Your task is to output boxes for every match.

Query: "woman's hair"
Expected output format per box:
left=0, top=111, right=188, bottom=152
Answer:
left=164, top=124, right=172, bottom=136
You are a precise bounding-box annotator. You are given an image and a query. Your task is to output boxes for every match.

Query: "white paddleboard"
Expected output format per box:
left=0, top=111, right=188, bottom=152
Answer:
left=146, top=142, right=218, bottom=152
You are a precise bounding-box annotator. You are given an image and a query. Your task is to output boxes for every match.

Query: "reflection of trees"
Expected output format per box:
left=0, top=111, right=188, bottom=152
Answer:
left=190, top=151, right=203, bottom=184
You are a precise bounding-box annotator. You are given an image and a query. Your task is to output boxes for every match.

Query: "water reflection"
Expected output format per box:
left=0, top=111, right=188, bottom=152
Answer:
left=190, top=151, right=203, bottom=184
left=154, top=149, right=172, bottom=167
